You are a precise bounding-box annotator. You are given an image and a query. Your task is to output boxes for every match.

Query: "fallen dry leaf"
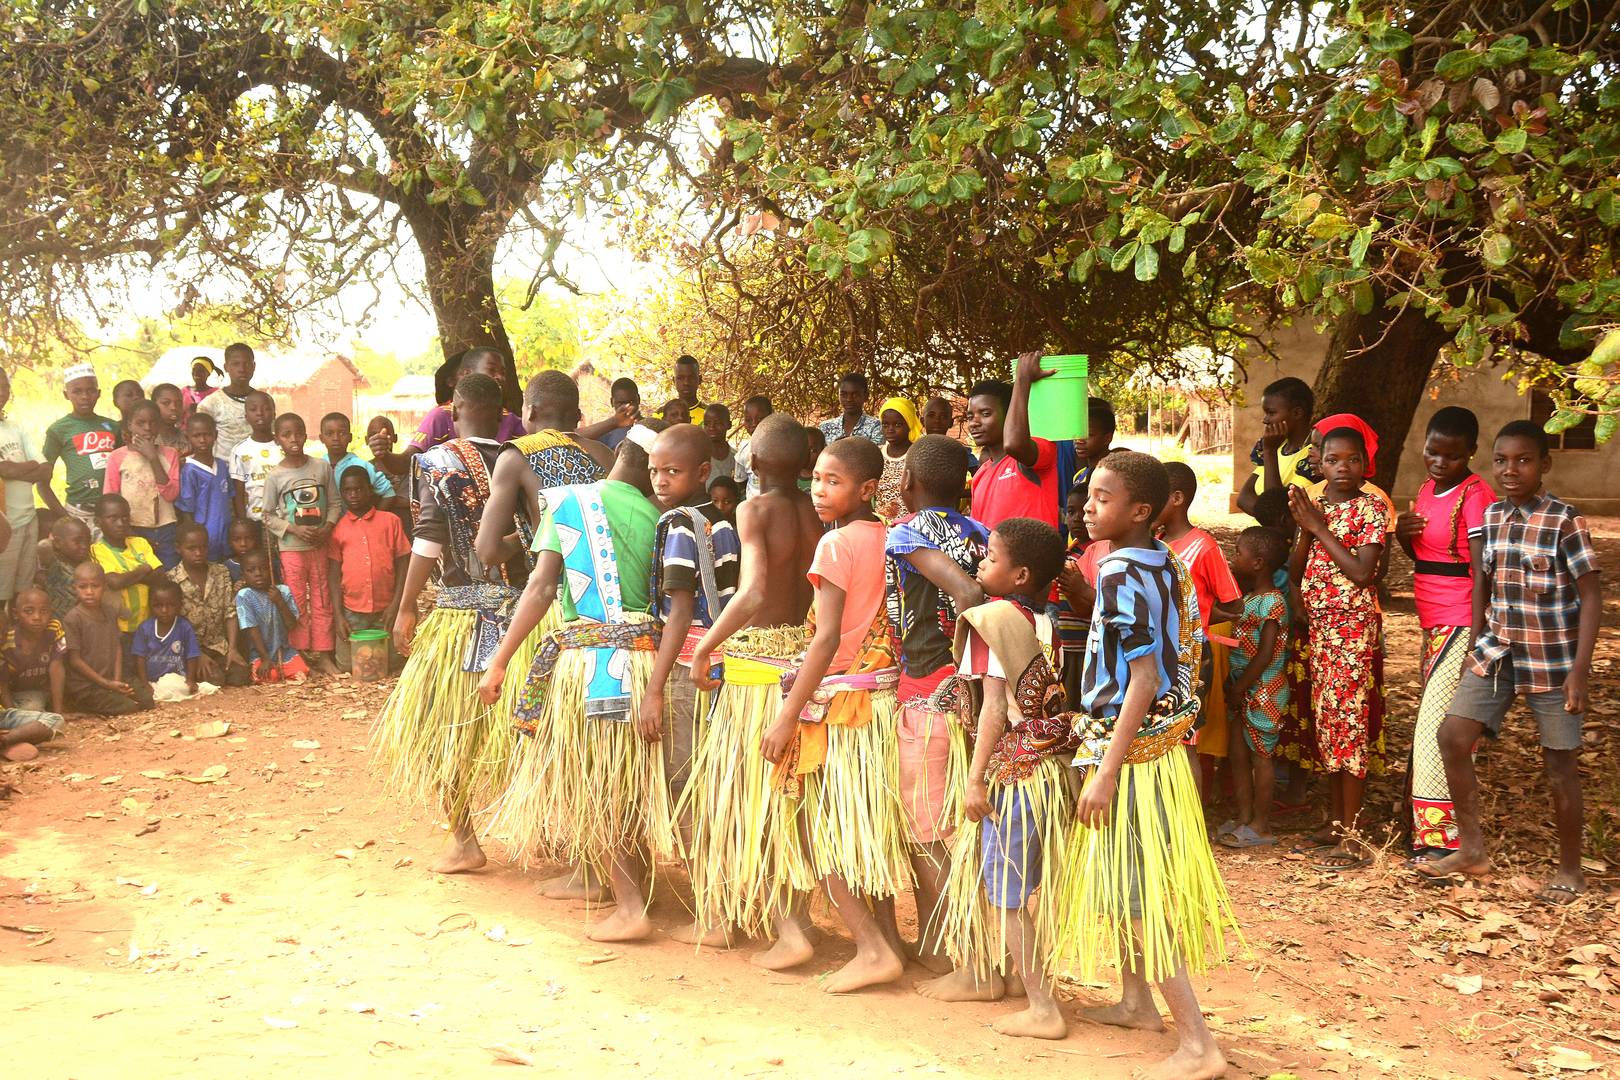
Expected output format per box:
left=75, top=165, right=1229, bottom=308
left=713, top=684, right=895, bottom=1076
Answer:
left=333, top=848, right=356, bottom=860
left=1540, top=1045, right=1602, bottom=1072
left=1440, top=973, right=1484, bottom=995
left=194, top=721, right=230, bottom=739
left=577, top=952, right=618, bottom=966
left=484, top=1044, right=533, bottom=1066
left=291, top=739, right=321, bottom=750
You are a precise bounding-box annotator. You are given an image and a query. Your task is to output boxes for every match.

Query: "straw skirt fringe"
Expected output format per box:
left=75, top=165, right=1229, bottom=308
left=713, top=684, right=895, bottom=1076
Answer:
left=801, top=688, right=913, bottom=900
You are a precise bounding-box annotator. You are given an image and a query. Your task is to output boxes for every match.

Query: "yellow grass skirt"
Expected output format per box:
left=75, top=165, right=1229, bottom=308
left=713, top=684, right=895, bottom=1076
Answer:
left=369, top=605, right=539, bottom=824
left=1048, top=749, right=1239, bottom=983
left=676, top=627, right=816, bottom=938
left=801, top=687, right=913, bottom=900
left=930, top=756, right=1078, bottom=979
left=486, top=616, right=671, bottom=868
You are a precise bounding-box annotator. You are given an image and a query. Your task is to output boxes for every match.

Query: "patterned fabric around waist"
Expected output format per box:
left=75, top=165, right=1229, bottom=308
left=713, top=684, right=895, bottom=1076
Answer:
left=435, top=583, right=522, bottom=672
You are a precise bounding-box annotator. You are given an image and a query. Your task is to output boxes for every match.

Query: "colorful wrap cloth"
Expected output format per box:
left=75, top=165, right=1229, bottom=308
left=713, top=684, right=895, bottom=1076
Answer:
left=514, top=620, right=662, bottom=730
left=1410, top=625, right=1470, bottom=852
left=674, top=626, right=817, bottom=939
left=505, top=429, right=606, bottom=557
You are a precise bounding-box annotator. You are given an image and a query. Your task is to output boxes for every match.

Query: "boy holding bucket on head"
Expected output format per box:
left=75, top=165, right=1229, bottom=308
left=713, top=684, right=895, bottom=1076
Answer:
left=328, top=465, right=409, bottom=676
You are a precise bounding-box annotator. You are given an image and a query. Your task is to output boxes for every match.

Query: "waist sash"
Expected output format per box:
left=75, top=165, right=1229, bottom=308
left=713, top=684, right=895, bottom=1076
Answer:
left=435, top=583, right=521, bottom=673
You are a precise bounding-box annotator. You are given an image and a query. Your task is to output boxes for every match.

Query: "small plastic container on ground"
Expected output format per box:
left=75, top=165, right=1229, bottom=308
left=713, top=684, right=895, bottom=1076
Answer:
left=350, top=629, right=390, bottom=682
left=1023, top=354, right=1089, bottom=441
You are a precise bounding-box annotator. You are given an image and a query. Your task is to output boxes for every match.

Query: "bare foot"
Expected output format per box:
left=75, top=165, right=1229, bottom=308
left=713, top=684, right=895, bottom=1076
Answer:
left=430, top=833, right=487, bottom=874
left=993, top=1000, right=1068, bottom=1040
left=1080, top=1000, right=1166, bottom=1032
left=822, top=946, right=905, bottom=994
left=1418, top=849, right=1491, bottom=880
left=916, top=965, right=1006, bottom=1002
left=670, top=920, right=734, bottom=948
left=1004, top=972, right=1027, bottom=998
left=312, top=656, right=341, bottom=677
left=586, top=905, right=653, bottom=943
left=540, top=867, right=610, bottom=902
left=908, top=944, right=954, bottom=975
left=3, top=743, right=39, bottom=762
left=1135, top=1042, right=1226, bottom=1079
left=750, top=929, right=814, bottom=971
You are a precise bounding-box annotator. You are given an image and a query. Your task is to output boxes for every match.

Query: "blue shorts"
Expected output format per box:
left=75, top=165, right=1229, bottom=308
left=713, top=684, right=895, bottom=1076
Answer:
left=0, top=707, right=65, bottom=733
left=982, top=784, right=1043, bottom=908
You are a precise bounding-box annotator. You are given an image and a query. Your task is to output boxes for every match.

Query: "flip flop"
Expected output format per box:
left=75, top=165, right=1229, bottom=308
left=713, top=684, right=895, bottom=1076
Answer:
left=1220, top=825, right=1277, bottom=849
left=1536, top=882, right=1585, bottom=907
left=1414, top=870, right=1470, bottom=889
left=1215, top=819, right=1240, bottom=839
left=1288, top=838, right=1336, bottom=855
left=1312, top=851, right=1372, bottom=872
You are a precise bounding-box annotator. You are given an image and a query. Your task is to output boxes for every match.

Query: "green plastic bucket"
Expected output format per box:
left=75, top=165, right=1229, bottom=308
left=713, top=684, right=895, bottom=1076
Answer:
left=350, top=629, right=390, bottom=682
left=1024, top=354, right=1089, bottom=441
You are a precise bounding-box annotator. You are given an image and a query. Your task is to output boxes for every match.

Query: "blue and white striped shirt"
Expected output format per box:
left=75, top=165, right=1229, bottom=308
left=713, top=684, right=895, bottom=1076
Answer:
left=1079, top=542, right=1198, bottom=723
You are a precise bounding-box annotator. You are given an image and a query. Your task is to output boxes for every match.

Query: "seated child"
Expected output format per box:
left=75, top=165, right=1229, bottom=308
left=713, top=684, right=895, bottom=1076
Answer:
left=1, top=587, right=68, bottom=761
left=225, top=518, right=262, bottom=582
left=90, top=493, right=163, bottom=637
left=234, top=549, right=306, bottom=683
left=62, top=562, right=153, bottom=714
left=169, top=523, right=250, bottom=686
left=42, top=517, right=93, bottom=620
left=131, top=578, right=204, bottom=698
left=1218, top=526, right=1291, bottom=849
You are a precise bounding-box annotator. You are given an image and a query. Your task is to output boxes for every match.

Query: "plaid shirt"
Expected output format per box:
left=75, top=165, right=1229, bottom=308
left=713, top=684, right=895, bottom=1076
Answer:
left=1470, top=490, right=1598, bottom=693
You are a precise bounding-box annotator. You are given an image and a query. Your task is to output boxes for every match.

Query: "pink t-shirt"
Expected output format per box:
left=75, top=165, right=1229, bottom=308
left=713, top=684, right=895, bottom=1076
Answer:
left=1411, top=475, right=1493, bottom=629
left=1166, top=527, right=1241, bottom=631
left=808, top=519, right=889, bottom=672
left=970, top=438, right=1058, bottom=529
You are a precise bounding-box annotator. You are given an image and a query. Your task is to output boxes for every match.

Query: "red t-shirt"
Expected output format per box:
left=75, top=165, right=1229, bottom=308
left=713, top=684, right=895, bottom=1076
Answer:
left=328, top=508, right=410, bottom=614
left=970, top=439, right=1058, bottom=529
left=1166, top=527, right=1242, bottom=631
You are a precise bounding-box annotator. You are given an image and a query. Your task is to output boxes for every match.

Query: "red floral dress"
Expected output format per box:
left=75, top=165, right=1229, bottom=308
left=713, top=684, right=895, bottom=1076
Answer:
left=1301, top=492, right=1387, bottom=777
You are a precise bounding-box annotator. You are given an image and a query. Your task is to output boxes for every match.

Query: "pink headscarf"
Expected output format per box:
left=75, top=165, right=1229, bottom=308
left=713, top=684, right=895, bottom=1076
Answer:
left=1313, top=412, right=1378, bottom=478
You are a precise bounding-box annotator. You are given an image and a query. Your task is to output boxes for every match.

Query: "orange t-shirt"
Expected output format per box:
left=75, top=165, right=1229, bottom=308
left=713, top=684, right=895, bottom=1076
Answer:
left=808, top=519, right=888, bottom=672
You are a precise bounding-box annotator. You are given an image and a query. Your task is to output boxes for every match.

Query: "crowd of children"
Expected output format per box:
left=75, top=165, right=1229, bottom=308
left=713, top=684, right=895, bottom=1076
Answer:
left=0, top=346, right=1603, bottom=1075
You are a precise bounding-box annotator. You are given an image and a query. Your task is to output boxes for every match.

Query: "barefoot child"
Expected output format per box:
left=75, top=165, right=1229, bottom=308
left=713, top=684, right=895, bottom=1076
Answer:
left=63, top=562, right=154, bottom=714
left=234, top=549, right=306, bottom=683
left=327, top=467, right=409, bottom=647
left=938, top=517, right=1076, bottom=1036
left=641, top=424, right=740, bottom=944
left=130, top=578, right=202, bottom=697
left=683, top=415, right=821, bottom=963
left=262, top=413, right=341, bottom=676
left=43, top=517, right=93, bottom=620
left=1055, top=451, right=1233, bottom=1079
left=1419, top=421, right=1599, bottom=904
left=197, top=342, right=259, bottom=466
left=480, top=441, right=664, bottom=941
left=765, top=435, right=910, bottom=994
left=1218, top=526, right=1291, bottom=850
left=1, top=588, right=68, bottom=760
left=169, top=522, right=249, bottom=687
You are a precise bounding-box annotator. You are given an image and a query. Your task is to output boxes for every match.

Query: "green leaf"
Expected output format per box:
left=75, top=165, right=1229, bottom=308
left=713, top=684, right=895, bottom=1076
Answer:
left=1493, top=128, right=1527, bottom=154
left=1318, top=33, right=1363, bottom=70
left=1110, top=241, right=1139, bottom=273
left=1133, top=241, right=1159, bottom=281
left=1353, top=279, right=1375, bottom=314
left=1167, top=225, right=1186, bottom=254
left=1593, top=328, right=1620, bottom=368
left=200, top=166, right=225, bottom=186
left=1544, top=407, right=1586, bottom=434
left=1433, top=50, right=1480, bottom=79
left=1349, top=225, right=1373, bottom=267
left=1595, top=412, right=1617, bottom=444
left=1369, top=26, right=1413, bottom=53
left=1306, top=212, right=1352, bottom=241
left=1480, top=231, right=1513, bottom=267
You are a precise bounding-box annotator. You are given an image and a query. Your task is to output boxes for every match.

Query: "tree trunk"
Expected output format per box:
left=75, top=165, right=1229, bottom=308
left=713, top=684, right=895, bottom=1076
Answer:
left=409, top=205, right=522, bottom=413
left=1313, top=306, right=1450, bottom=495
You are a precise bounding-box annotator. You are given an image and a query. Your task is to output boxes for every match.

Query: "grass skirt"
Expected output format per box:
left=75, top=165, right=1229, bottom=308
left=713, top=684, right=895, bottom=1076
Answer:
left=486, top=618, right=670, bottom=869
left=1049, top=750, right=1239, bottom=983
left=801, top=688, right=913, bottom=900
left=369, top=605, right=539, bottom=825
left=675, top=627, right=815, bottom=938
left=930, top=757, right=1077, bottom=979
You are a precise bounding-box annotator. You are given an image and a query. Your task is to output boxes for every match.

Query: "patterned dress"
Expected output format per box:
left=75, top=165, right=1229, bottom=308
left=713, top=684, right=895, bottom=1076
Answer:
left=1228, top=589, right=1289, bottom=754
left=1301, top=492, right=1387, bottom=777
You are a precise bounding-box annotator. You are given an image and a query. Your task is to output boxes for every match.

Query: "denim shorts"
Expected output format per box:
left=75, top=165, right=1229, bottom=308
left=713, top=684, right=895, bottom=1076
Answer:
left=1448, top=655, right=1583, bottom=751
left=982, top=784, right=1042, bottom=909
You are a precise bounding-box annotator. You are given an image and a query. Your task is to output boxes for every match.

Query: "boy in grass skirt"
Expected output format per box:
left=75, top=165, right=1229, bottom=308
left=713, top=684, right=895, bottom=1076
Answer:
left=684, top=415, right=822, bottom=965
left=479, top=439, right=664, bottom=942
left=369, top=373, right=530, bottom=876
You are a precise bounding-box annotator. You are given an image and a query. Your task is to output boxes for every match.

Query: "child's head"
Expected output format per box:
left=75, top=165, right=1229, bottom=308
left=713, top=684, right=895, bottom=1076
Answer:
left=1318, top=426, right=1369, bottom=496
left=273, top=413, right=306, bottom=457
left=1157, top=460, right=1197, bottom=529
left=452, top=372, right=505, bottom=437
left=879, top=401, right=917, bottom=449
left=112, top=379, right=145, bottom=419
left=186, top=411, right=218, bottom=458
left=458, top=347, right=510, bottom=397
left=900, top=434, right=970, bottom=514
left=648, top=424, right=712, bottom=510
left=229, top=518, right=262, bottom=557
left=1233, top=525, right=1289, bottom=587
left=319, top=412, right=353, bottom=461
left=708, top=476, right=740, bottom=518
left=148, top=578, right=182, bottom=624
left=1064, top=486, right=1088, bottom=541
left=12, top=587, right=50, bottom=632
left=742, top=394, right=772, bottom=434
left=978, top=517, right=1065, bottom=599
left=965, top=379, right=1012, bottom=450
left=151, top=383, right=183, bottom=426
left=1250, top=487, right=1295, bottom=541
left=62, top=365, right=101, bottom=416
left=704, top=402, right=732, bottom=445
left=339, top=466, right=377, bottom=516
left=1084, top=451, right=1169, bottom=546
left=95, top=493, right=132, bottom=546
left=244, top=390, right=276, bottom=437
left=836, top=371, right=869, bottom=417
left=1492, top=419, right=1551, bottom=500
left=921, top=396, right=955, bottom=436
left=1424, top=406, right=1479, bottom=487
left=1260, top=376, right=1314, bottom=439
left=674, top=354, right=702, bottom=400
left=365, top=415, right=397, bottom=450
left=50, top=516, right=92, bottom=565
left=222, top=343, right=255, bottom=388
left=190, top=356, right=217, bottom=388
left=239, top=548, right=273, bottom=590
left=176, top=522, right=211, bottom=568
left=748, top=414, right=808, bottom=485
left=124, top=399, right=159, bottom=442
left=610, top=377, right=640, bottom=415
left=1080, top=397, right=1116, bottom=462
left=801, top=426, right=827, bottom=475
left=73, top=560, right=107, bottom=608
left=662, top=398, right=692, bottom=426
left=811, top=437, right=883, bottom=524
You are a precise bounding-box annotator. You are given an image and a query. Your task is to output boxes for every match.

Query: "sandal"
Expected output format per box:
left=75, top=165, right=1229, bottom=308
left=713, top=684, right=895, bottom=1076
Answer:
left=1215, top=819, right=1240, bottom=839
left=1312, top=850, right=1372, bottom=872
left=1220, top=825, right=1277, bottom=849
left=1535, top=882, right=1585, bottom=907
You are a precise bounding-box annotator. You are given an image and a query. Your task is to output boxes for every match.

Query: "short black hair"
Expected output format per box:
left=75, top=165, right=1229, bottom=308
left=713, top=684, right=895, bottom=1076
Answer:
left=457, top=371, right=504, bottom=410
left=245, top=389, right=275, bottom=410
left=707, top=402, right=731, bottom=424
left=174, top=521, right=210, bottom=547
left=1238, top=525, right=1289, bottom=572
left=708, top=475, right=740, bottom=497
left=50, top=515, right=90, bottom=540
left=223, top=342, right=255, bottom=362
left=525, top=369, right=578, bottom=414
left=1261, top=376, right=1314, bottom=415
left=340, top=465, right=373, bottom=488
left=95, top=492, right=130, bottom=516
left=147, top=577, right=182, bottom=605
left=1496, top=418, right=1551, bottom=456
left=460, top=346, right=506, bottom=372
left=187, top=411, right=216, bottom=430
left=676, top=354, right=700, bottom=369
left=838, top=371, right=868, bottom=393
left=968, top=379, right=1013, bottom=411
left=1097, top=450, right=1171, bottom=517
left=610, top=377, right=639, bottom=400
left=1251, top=487, right=1290, bottom=531
left=1320, top=425, right=1367, bottom=458
left=273, top=412, right=304, bottom=434
left=1088, top=396, right=1117, bottom=434
left=151, top=382, right=181, bottom=402
left=1163, top=460, right=1197, bottom=500
left=1427, top=406, right=1479, bottom=445
left=993, top=517, right=1067, bottom=593
left=320, top=412, right=350, bottom=430
left=113, top=378, right=143, bottom=398
left=823, top=435, right=884, bottom=483
left=905, top=435, right=970, bottom=503
left=744, top=394, right=773, bottom=413
left=751, top=414, right=809, bottom=471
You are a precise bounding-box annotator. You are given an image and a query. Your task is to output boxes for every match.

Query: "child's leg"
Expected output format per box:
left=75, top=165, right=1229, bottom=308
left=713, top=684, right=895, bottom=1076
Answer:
left=431, top=807, right=488, bottom=875
left=908, top=840, right=951, bottom=971
left=897, top=702, right=954, bottom=971
left=1251, top=746, right=1275, bottom=838
left=1543, top=747, right=1587, bottom=897
left=0, top=709, right=62, bottom=761
left=1079, top=930, right=1164, bottom=1032
left=995, top=906, right=1065, bottom=1039
left=68, top=683, right=142, bottom=715
left=302, top=547, right=339, bottom=671
left=982, top=788, right=1063, bottom=1038
left=666, top=668, right=732, bottom=947
left=751, top=891, right=814, bottom=971
left=281, top=550, right=314, bottom=652
left=1150, top=964, right=1227, bottom=1080
left=588, top=843, right=654, bottom=942
left=1431, top=713, right=1491, bottom=875
left=819, top=872, right=905, bottom=994
left=1228, top=726, right=1253, bottom=825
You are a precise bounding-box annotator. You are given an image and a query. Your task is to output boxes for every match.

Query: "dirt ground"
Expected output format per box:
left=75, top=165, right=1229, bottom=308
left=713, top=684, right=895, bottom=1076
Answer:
left=5, top=527, right=1619, bottom=1079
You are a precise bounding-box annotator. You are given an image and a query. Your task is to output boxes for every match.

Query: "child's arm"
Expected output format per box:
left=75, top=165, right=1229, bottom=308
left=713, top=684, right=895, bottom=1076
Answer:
left=689, top=500, right=768, bottom=687
left=226, top=611, right=245, bottom=666
left=1001, top=351, right=1047, bottom=467
left=184, top=654, right=199, bottom=694
left=903, top=548, right=985, bottom=615
left=268, top=587, right=301, bottom=630
left=328, top=557, right=349, bottom=640
left=475, top=550, right=562, bottom=704
left=67, top=648, right=127, bottom=693
left=48, top=656, right=66, bottom=715
left=763, top=580, right=846, bottom=763
left=963, top=676, right=1008, bottom=822
left=383, top=553, right=409, bottom=626
left=0, top=681, right=12, bottom=707
left=232, top=477, right=247, bottom=520
left=242, top=624, right=271, bottom=669
left=472, top=451, right=533, bottom=569
left=1567, top=571, right=1601, bottom=715
left=1470, top=549, right=1491, bottom=646
left=1226, top=619, right=1279, bottom=699
left=639, top=588, right=694, bottom=743
left=132, top=653, right=149, bottom=685
left=1235, top=472, right=1260, bottom=517
left=1289, top=486, right=1380, bottom=587
left=1075, top=654, right=1159, bottom=827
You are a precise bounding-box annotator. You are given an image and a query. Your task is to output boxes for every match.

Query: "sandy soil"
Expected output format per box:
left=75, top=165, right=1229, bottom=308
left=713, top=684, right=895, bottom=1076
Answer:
left=5, top=528, right=1619, bottom=1079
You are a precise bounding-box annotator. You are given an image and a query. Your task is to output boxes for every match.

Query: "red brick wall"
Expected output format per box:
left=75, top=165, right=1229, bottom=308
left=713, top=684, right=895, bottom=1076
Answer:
left=267, top=359, right=360, bottom=429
